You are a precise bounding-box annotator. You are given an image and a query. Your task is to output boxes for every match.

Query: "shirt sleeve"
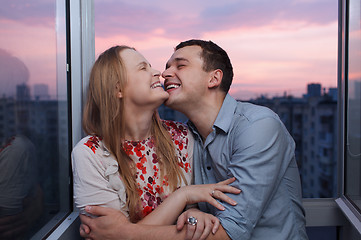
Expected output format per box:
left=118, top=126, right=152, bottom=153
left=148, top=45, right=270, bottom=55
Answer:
left=213, top=117, right=294, bottom=240
left=71, top=142, right=128, bottom=216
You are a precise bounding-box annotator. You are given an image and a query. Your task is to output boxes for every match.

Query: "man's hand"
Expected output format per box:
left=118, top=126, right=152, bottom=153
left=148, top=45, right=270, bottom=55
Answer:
left=79, top=206, right=133, bottom=240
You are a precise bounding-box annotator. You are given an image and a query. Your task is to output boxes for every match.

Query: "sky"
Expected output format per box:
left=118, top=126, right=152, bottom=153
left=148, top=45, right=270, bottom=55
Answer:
left=94, top=0, right=339, bottom=100
left=0, top=0, right=338, bottom=100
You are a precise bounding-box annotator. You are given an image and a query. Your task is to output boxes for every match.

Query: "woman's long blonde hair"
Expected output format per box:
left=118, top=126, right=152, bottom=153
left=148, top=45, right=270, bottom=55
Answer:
left=82, top=46, right=187, bottom=222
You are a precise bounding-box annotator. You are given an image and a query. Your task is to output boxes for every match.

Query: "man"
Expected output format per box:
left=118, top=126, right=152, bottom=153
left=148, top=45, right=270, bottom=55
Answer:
left=80, top=39, right=308, bottom=239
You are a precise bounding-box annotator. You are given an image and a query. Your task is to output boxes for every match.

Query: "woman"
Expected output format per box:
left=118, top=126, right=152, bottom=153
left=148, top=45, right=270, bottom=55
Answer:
left=72, top=46, right=239, bottom=239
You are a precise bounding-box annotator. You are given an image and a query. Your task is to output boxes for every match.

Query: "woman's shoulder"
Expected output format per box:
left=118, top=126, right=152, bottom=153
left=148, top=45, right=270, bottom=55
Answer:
left=73, top=135, right=106, bottom=156
left=72, top=135, right=117, bottom=175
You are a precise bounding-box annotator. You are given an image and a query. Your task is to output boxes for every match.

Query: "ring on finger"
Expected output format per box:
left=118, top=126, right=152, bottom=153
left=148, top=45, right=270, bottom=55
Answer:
left=211, top=190, right=215, bottom=197
left=187, top=216, right=198, bottom=226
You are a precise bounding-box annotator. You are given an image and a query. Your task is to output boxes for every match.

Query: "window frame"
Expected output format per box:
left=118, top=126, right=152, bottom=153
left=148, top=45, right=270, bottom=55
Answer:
left=335, top=0, right=361, bottom=235
left=42, top=0, right=94, bottom=238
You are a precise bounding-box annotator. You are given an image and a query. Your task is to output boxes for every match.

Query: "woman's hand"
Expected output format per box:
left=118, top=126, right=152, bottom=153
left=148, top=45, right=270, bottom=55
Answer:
left=178, top=177, right=241, bottom=211
left=138, top=177, right=241, bottom=226
left=176, top=208, right=220, bottom=240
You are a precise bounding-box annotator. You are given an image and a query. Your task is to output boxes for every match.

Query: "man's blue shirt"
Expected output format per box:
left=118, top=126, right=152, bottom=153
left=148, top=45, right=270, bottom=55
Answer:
left=188, top=94, right=308, bottom=240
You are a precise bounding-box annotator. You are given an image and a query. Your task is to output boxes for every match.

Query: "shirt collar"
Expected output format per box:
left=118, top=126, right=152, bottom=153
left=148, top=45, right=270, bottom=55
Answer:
left=213, top=94, right=237, bottom=133
left=188, top=94, right=237, bottom=136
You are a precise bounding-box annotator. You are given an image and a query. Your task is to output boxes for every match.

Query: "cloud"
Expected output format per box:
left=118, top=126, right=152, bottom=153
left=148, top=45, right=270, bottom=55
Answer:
left=95, top=1, right=168, bottom=38
left=94, top=0, right=337, bottom=40
left=0, top=0, right=55, bottom=27
left=198, top=0, right=336, bottom=31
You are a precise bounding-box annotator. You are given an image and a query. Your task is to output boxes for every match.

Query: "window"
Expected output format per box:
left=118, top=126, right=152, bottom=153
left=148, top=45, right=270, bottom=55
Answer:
left=94, top=0, right=338, bottom=203
left=0, top=1, right=71, bottom=238
left=34, top=0, right=361, bottom=239
left=336, top=0, right=361, bottom=235
left=344, top=0, right=361, bottom=215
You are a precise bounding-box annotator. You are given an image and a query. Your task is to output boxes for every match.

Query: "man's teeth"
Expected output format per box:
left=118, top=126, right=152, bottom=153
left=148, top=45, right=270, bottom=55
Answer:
left=151, top=83, right=162, bottom=89
left=166, top=84, right=180, bottom=90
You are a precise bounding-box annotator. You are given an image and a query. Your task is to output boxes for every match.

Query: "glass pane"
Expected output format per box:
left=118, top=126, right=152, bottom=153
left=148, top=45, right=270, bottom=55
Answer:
left=94, top=1, right=337, bottom=200
left=97, top=0, right=338, bottom=199
left=0, top=1, right=70, bottom=239
left=345, top=0, right=361, bottom=212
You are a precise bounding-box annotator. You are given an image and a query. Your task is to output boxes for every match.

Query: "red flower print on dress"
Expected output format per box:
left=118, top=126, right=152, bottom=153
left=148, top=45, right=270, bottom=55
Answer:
left=152, top=153, right=158, bottom=164
left=84, top=136, right=101, bottom=154
left=136, top=162, right=147, bottom=175
left=142, top=206, right=152, bottom=216
left=119, top=120, right=191, bottom=219
left=153, top=165, right=159, bottom=178
left=134, top=142, right=145, bottom=157
left=140, top=174, right=145, bottom=181
left=148, top=176, right=154, bottom=184
left=147, top=138, right=155, bottom=148
left=139, top=155, right=147, bottom=164
left=123, top=142, right=134, bottom=155
left=184, top=163, right=190, bottom=173
left=163, top=120, right=188, bottom=153
left=138, top=188, right=143, bottom=196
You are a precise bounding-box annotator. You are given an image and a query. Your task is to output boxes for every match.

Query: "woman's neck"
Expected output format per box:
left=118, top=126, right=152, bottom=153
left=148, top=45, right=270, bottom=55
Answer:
left=123, top=106, right=154, bottom=141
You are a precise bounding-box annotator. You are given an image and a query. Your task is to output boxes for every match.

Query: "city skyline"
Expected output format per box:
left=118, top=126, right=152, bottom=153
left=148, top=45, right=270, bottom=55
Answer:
left=3, top=80, right=338, bottom=102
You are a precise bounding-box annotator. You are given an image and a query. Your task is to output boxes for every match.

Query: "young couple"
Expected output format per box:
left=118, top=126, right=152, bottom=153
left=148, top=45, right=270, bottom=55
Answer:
left=72, top=40, right=308, bottom=240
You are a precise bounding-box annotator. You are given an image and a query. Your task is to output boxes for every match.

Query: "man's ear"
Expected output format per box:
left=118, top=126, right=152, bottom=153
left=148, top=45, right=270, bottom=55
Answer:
left=208, top=69, right=223, bottom=89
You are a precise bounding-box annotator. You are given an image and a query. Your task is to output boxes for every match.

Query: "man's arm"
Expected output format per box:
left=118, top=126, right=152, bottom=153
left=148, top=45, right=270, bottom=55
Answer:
left=80, top=206, right=231, bottom=240
left=209, top=117, right=293, bottom=239
left=79, top=178, right=240, bottom=240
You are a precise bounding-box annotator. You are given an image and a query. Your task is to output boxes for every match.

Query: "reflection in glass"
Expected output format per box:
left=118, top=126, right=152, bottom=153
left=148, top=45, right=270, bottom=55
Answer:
left=0, top=1, right=69, bottom=239
left=345, top=0, right=361, bottom=212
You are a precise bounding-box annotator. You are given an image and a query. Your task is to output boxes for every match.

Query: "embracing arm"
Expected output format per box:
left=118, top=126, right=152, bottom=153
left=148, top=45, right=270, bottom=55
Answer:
left=80, top=179, right=240, bottom=240
left=210, top=117, right=294, bottom=239
left=80, top=206, right=231, bottom=240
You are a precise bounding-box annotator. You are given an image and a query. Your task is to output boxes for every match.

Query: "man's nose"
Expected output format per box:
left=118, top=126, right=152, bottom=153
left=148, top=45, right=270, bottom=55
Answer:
left=162, top=68, right=172, bottom=78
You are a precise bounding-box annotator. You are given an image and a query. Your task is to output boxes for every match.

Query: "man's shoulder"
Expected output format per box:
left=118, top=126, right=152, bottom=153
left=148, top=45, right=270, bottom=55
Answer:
left=234, top=101, right=278, bottom=123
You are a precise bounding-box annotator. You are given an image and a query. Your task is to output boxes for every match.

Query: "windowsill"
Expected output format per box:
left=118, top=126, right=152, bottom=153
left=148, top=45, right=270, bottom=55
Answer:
left=44, top=199, right=351, bottom=239
left=33, top=211, right=79, bottom=240
left=335, top=197, right=361, bottom=235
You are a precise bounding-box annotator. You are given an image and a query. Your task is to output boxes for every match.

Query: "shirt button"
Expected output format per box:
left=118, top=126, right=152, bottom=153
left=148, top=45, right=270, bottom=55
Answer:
left=206, top=166, right=211, bottom=170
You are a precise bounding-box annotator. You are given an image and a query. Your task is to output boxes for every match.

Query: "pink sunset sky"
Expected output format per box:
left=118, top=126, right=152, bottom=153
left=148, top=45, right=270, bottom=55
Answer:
left=0, top=0, right=338, bottom=100
left=94, top=0, right=338, bottom=100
